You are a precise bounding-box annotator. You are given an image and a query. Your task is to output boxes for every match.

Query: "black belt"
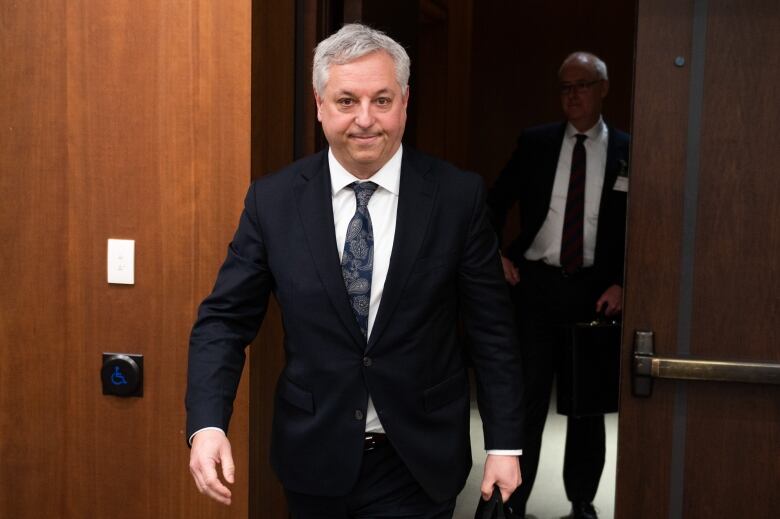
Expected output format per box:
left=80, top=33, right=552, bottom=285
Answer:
left=524, top=259, right=594, bottom=279
left=363, top=433, right=389, bottom=452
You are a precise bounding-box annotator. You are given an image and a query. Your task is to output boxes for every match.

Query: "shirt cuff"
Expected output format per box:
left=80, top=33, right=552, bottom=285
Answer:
left=188, top=426, right=226, bottom=446
left=486, top=449, right=522, bottom=456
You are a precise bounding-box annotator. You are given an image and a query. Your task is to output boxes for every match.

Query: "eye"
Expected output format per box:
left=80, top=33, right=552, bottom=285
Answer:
left=375, top=97, right=392, bottom=107
left=338, top=98, right=355, bottom=107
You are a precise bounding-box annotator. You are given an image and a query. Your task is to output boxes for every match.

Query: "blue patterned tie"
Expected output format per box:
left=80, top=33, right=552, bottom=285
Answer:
left=341, top=181, right=378, bottom=338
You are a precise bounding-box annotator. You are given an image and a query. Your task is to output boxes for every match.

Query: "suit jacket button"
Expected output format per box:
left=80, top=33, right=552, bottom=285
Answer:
left=363, top=356, right=372, bottom=367
left=354, top=409, right=364, bottom=420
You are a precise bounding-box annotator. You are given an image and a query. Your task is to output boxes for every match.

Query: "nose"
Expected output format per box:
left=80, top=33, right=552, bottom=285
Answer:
left=354, top=100, right=375, bottom=128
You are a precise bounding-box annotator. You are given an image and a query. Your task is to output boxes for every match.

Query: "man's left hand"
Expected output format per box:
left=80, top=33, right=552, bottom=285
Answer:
left=596, top=284, right=623, bottom=316
left=481, top=454, right=522, bottom=502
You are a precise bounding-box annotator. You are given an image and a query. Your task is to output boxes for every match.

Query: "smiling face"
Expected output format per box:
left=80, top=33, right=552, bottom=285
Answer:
left=314, top=51, right=409, bottom=179
left=559, top=58, right=609, bottom=132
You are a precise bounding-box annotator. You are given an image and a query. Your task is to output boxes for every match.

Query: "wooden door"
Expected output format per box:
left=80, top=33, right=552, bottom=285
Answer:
left=616, top=1, right=780, bottom=518
left=1, top=2, right=256, bottom=517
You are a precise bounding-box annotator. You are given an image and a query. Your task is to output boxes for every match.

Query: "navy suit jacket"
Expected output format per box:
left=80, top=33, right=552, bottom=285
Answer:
left=487, top=122, right=630, bottom=289
left=186, top=147, right=523, bottom=501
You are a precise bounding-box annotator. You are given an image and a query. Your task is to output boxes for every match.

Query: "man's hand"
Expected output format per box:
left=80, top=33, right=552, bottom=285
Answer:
left=596, top=284, right=623, bottom=316
left=501, top=255, right=520, bottom=286
left=481, top=454, right=522, bottom=502
left=189, top=429, right=235, bottom=505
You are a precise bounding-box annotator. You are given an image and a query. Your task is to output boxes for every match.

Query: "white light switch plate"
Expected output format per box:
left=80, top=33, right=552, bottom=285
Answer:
left=107, top=239, right=135, bottom=285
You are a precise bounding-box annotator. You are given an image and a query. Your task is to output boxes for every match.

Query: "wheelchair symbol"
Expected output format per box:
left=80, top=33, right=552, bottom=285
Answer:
left=110, top=366, right=128, bottom=386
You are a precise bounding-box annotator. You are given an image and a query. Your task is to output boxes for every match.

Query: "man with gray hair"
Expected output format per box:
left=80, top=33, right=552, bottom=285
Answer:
left=186, top=23, right=524, bottom=518
left=487, top=52, right=630, bottom=519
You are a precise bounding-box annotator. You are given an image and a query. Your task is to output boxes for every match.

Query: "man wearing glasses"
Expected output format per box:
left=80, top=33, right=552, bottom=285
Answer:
left=487, top=52, right=630, bottom=519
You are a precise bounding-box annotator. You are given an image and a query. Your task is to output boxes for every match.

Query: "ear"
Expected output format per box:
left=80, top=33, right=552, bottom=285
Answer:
left=402, top=85, right=410, bottom=107
left=600, top=79, right=610, bottom=99
left=313, top=88, right=324, bottom=122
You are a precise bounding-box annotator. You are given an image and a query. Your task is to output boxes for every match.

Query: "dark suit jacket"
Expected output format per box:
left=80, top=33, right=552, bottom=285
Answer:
left=487, top=122, right=630, bottom=290
left=185, top=147, right=523, bottom=502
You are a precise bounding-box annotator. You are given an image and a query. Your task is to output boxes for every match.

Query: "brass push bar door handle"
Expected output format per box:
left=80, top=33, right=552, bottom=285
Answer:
left=632, top=331, right=780, bottom=397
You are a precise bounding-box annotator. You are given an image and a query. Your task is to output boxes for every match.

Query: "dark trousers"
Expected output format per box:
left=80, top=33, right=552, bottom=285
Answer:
left=285, top=440, right=456, bottom=519
left=506, top=261, right=607, bottom=516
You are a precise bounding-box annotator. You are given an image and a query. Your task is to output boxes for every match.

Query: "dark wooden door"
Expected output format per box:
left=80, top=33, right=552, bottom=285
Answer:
left=616, top=1, right=780, bottom=517
left=1, top=1, right=252, bottom=518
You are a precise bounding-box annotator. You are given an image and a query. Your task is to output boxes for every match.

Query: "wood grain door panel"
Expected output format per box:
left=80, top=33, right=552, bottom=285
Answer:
left=617, top=1, right=780, bottom=517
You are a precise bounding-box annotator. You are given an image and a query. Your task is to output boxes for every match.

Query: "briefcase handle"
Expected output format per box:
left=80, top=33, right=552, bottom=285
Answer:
left=474, top=486, right=505, bottom=519
left=579, top=309, right=620, bottom=327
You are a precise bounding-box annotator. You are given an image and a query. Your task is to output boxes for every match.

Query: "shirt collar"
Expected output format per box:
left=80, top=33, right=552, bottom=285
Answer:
left=566, top=116, right=605, bottom=141
left=329, top=145, right=403, bottom=197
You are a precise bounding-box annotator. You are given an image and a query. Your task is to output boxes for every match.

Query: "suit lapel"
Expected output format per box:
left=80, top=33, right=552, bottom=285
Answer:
left=601, top=124, right=624, bottom=204
left=367, top=149, right=435, bottom=351
left=294, top=151, right=366, bottom=349
left=540, top=123, right=567, bottom=201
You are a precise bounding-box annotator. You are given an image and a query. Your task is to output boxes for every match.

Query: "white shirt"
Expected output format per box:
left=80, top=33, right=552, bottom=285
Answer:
left=329, top=146, right=402, bottom=434
left=525, top=118, right=608, bottom=267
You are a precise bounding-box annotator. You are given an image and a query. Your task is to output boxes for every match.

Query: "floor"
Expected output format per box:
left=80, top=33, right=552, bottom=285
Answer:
left=453, top=395, right=618, bottom=519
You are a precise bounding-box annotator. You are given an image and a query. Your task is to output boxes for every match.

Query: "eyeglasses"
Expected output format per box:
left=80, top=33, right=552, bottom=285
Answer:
left=559, top=79, right=602, bottom=95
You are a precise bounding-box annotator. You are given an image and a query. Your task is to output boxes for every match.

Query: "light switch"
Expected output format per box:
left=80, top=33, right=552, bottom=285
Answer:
left=107, top=239, right=135, bottom=285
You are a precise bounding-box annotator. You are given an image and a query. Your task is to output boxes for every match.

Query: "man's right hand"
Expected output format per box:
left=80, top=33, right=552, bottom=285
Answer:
left=481, top=454, right=522, bottom=502
left=501, top=255, right=520, bottom=286
left=189, top=429, right=235, bottom=505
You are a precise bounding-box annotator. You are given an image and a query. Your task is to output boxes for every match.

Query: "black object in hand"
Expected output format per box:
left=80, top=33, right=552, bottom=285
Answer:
left=474, top=486, right=521, bottom=519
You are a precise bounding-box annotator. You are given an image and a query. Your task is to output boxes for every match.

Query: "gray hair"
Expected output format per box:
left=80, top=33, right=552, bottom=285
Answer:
left=312, top=23, right=411, bottom=96
left=559, top=52, right=609, bottom=81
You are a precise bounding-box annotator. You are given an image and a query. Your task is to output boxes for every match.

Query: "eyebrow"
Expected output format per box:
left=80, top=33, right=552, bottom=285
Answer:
left=560, top=78, right=600, bottom=84
left=334, top=88, right=394, bottom=97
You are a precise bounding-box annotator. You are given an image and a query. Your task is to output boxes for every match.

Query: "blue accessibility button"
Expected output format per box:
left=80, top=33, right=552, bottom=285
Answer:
left=110, top=366, right=128, bottom=386
left=101, top=353, right=143, bottom=397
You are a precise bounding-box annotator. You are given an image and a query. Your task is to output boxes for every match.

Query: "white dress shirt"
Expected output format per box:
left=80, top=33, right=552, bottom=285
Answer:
left=329, top=146, right=402, bottom=434
left=525, top=117, right=608, bottom=267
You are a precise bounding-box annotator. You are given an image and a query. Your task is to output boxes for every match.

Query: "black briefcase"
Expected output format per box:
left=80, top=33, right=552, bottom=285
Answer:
left=474, top=486, right=522, bottom=519
left=556, top=319, right=621, bottom=417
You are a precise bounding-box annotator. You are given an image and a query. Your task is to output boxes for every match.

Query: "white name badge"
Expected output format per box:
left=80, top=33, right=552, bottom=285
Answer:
left=613, top=176, right=629, bottom=192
